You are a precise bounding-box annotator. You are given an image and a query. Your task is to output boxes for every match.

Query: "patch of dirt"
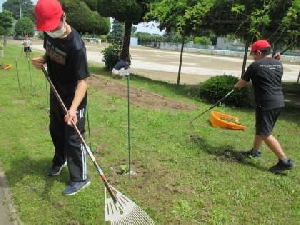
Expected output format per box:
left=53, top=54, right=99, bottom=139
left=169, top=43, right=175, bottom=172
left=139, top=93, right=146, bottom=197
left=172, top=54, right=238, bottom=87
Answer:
left=88, top=75, right=197, bottom=111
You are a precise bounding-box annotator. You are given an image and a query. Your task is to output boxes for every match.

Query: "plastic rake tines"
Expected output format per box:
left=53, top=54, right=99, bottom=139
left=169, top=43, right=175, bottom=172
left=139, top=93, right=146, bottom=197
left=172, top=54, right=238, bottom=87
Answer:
left=105, top=186, right=155, bottom=225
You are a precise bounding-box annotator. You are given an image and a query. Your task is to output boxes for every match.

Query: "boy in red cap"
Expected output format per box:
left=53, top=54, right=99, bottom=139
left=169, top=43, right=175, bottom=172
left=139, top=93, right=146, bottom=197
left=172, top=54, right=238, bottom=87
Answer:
left=234, top=39, right=295, bottom=173
left=32, top=0, right=90, bottom=194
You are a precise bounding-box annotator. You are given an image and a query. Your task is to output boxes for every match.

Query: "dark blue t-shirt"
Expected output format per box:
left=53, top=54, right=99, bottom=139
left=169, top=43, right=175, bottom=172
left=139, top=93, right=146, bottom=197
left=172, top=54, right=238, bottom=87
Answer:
left=242, top=57, right=284, bottom=110
left=114, top=60, right=129, bottom=70
left=43, top=28, right=90, bottom=109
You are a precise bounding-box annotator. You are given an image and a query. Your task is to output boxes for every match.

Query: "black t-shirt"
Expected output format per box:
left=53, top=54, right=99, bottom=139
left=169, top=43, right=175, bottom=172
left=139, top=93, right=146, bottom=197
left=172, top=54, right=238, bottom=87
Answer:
left=242, top=57, right=285, bottom=110
left=114, top=60, right=129, bottom=70
left=43, top=28, right=90, bottom=109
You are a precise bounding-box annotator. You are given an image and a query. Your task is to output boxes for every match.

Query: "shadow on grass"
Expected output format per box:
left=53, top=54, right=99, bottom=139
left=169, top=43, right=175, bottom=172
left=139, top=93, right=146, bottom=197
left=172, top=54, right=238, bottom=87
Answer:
left=3, top=156, right=68, bottom=199
left=189, top=134, right=269, bottom=172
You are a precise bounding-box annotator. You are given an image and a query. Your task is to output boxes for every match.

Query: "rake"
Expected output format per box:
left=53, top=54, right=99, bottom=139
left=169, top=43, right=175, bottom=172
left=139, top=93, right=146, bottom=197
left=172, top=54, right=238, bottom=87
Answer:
left=41, top=66, right=155, bottom=224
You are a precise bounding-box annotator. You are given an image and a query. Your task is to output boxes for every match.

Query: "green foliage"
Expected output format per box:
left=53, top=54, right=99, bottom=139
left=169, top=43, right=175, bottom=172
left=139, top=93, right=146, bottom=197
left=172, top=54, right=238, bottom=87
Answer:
left=14, top=17, right=34, bottom=36
left=0, top=10, right=14, bottom=36
left=37, top=32, right=44, bottom=40
left=110, top=20, right=124, bottom=43
left=60, top=0, right=110, bottom=35
left=2, top=0, right=34, bottom=20
left=207, top=0, right=300, bottom=47
left=97, top=0, right=149, bottom=23
left=148, top=0, right=215, bottom=35
left=194, top=36, right=211, bottom=45
left=135, top=32, right=164, bottom=43
left=198, top=75, right=251, bottom=107
left=101, top=44, right=122, bottom=70
left=96, top=0, right=150, bottom=66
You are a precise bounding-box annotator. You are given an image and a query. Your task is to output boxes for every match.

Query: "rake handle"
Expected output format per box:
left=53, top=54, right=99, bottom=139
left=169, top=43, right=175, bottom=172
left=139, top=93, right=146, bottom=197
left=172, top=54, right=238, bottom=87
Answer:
left=41, top=66, right=117, bottom=202
left=190, top=89, right=234, bottom=125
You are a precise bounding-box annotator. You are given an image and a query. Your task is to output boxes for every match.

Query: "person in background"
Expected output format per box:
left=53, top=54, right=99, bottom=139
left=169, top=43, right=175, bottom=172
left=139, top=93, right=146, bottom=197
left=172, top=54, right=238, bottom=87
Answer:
left=31, top=0, right=90, bottom=195
left=112, top=57, right=130, bottom=76
left=22, top=34, right=32, bottom=57
left=234, top=39, right=295, bottom=173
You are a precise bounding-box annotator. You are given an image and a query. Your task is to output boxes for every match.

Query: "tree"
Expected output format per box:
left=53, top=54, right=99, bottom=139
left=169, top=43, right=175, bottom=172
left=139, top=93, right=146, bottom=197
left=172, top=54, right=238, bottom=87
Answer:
left=149, top=0, right=300, bottom=81
left=0, top=10, right=14, bottom=46
left=2, top=0, right=34, bottom=21
left=60, top=0, right=110, bottom=35
left=204, top=0, right=300, bottom=75
left=15, top=16, right=34, bottom=36
left=110, top=20, right=125, bottom=43
left=147, top=0, right=216, bottom=85
left=93, top=0, right=150, bottom=63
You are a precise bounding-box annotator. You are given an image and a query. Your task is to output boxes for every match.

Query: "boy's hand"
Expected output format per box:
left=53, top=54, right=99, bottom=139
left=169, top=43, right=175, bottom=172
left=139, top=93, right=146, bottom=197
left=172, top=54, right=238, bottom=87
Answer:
left=273, top=52, right=281, bottom=60
left=32, top=56, right=46, bottom=69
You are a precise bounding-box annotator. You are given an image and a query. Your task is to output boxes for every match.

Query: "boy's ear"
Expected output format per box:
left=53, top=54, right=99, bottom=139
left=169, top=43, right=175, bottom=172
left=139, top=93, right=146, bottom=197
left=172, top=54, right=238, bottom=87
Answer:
left=257, top=50, right=262, bottom=57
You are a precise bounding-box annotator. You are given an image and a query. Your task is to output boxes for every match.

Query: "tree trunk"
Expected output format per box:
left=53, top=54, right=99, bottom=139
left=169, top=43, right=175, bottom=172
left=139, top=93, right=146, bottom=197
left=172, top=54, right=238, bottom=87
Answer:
left=121, top=21, right=132, bottom=64
left=3, top=36, right=7, bottom=47
left=177, top=34, right=185, bottom=85
left=241, top=38, right=251, bottom=76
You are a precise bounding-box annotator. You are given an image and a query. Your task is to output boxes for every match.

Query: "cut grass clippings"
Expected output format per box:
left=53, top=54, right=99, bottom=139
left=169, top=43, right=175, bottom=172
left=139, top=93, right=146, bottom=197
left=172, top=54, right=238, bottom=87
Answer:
left=0, top=43, right=299, bottom=224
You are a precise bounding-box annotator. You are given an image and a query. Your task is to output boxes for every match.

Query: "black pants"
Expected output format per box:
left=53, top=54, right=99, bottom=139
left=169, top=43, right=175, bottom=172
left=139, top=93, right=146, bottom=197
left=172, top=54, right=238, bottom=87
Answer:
left=49, top=96, right=88, bottom=182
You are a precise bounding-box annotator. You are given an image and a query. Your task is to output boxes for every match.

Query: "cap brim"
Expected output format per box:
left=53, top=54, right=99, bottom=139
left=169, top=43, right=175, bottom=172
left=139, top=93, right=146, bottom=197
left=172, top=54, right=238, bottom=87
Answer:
left=36, top=17, right=61, bottom=31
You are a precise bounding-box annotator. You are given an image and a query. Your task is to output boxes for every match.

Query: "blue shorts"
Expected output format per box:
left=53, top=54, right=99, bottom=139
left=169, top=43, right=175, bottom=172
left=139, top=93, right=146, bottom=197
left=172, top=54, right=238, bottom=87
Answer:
left=255, top=107, right=282, bottom=136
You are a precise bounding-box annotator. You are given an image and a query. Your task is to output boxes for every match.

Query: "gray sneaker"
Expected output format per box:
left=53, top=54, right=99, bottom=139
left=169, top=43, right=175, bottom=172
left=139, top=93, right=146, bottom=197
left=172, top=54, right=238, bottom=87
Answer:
left=63, top=179, right=91, bottom=195
left=241, top=149, right=262, bottom=158
left=48, top=162, right=67, bottom=176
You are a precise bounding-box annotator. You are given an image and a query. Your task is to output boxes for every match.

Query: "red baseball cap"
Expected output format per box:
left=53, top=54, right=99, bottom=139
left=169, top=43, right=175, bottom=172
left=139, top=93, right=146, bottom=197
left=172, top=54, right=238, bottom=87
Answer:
left=251, top=40, right=271, bottom=52
left=35, top=0, right=63, bottom=31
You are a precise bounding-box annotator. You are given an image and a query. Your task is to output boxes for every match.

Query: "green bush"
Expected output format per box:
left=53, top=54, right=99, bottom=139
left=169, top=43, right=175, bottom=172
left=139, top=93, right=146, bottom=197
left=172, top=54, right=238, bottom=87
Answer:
left=194, top=36, right=211, bottom=45
left=197, top=75, right=251, bottom=107
left=101, top=44, right=122, bottom=70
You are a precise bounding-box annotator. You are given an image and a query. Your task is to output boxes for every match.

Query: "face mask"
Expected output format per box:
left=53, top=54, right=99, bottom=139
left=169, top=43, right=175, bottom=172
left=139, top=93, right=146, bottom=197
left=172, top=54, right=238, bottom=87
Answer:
left=46, top=19, right=66, bottom=38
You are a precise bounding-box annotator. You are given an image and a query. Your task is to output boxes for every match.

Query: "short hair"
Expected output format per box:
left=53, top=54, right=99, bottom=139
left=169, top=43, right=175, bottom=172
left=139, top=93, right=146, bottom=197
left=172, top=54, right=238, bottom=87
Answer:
left=260, top=47, right=271, bottom=55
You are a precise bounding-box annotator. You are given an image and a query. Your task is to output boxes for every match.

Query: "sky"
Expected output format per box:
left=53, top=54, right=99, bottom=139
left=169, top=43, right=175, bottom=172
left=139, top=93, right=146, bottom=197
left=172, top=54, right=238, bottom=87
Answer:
left=0, top=0, right=164, bottom=35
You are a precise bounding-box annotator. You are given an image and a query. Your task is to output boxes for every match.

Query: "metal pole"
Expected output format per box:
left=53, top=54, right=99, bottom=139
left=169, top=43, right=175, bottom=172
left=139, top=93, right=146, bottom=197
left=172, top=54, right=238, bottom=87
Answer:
left=28, top=58, right=33, bottom=89
left=126, top=72, right=132, bottom=178
left=15, top=58, right=22, bottom=92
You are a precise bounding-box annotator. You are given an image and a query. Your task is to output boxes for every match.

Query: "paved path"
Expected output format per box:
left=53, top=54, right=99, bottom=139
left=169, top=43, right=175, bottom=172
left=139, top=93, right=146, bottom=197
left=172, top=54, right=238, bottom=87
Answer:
left=29, top=42, right=299, bottom=84
left=0, top=161, right=19, bottom=225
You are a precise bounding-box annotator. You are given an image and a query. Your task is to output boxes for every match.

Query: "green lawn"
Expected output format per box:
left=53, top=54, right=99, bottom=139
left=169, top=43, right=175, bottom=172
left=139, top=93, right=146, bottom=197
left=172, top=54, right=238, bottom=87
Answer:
left=0, top=44, right=299, bottom=225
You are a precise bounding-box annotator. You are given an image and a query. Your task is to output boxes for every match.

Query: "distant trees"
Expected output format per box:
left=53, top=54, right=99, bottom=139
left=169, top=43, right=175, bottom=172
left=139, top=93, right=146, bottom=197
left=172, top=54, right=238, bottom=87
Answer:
left=147, top=0, right=300, bottom=84
left=95, top=0, right=150, bottom=62
left=15, top=16, right=34, bottom=36
left=2, top=0, right=34, bottom=20
left=1, top=0, right=110, bottom=37
left=204, top=0, right=300, bottom=74
left=0, top=10, right=14, bottom=45
left=60, top=0, right=110, bottom=35
left=110, top=20, right=125, bottom=43
left=147, top=0, right=216, bottom=85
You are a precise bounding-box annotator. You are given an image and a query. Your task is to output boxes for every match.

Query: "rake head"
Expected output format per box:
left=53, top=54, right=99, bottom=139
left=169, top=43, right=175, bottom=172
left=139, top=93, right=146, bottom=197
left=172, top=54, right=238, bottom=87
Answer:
left=105, top=187, right=155, bottom=225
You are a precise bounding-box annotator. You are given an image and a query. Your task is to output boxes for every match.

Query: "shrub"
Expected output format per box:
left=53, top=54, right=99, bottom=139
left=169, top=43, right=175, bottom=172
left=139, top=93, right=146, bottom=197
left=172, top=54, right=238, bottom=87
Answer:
left=197, top=75, right=251, bottom=107
left=194, top=36, right=211, bottom=45
left=101, top=44, right=122, bottom=70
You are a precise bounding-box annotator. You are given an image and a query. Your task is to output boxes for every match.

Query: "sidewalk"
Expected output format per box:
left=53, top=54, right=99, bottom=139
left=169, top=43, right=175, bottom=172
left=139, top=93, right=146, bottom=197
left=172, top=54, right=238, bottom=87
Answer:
left=0, top=160, right=20, bottom=225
